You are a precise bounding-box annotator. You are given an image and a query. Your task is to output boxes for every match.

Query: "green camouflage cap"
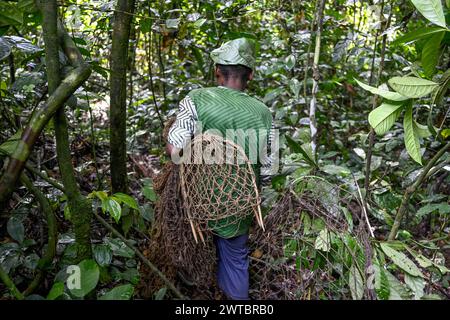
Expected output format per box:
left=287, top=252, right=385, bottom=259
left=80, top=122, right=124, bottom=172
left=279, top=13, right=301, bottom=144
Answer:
left=210, top=38, right=256, bottom=69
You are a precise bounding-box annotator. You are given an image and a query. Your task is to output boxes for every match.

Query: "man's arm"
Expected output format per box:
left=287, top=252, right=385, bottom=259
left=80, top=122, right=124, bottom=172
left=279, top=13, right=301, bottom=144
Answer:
left=166, top=96, right=198, bottom=159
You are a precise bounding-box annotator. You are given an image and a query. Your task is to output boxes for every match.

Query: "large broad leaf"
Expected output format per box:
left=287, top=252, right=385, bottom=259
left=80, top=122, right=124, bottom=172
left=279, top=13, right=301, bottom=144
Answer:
left=288, top=78, right=301, bottom=99
left=405, top=246, right=450, bottom=275
left=0, top=2, right=23, bottom=26
left=349, top=264, right=364, bottom=300
left=154, top=287, right=167, bottom=300
left=105, top=237, right=134, bottom=258
left=314, top=228, right=331, bottom=252
left=92, top=244, right=112, bottom=267
left=7, top=216, right=24, bottom=243
left=47, top=282, right=65, bottom=300
left=321, top=164, right=351, bottom=177
left=403, top=104, right=423, bottom=165
left=98, top=284, right=134, bottom=300
left=142, top=185, right=157, bottom=202
left=68, top=259, right=100, bottom=298
left=368, top=103, right=405, bottom=135
left=263, top=87, right=283, bottom=103
left=393, top=26, right=446, bottom=45
left=422, top=31, right=444, bottom=77
left=285, top=54, right=296, bottom=70
left=355, top=79, right=409, bottom=101
left=0, top=130, right=22, bottom=156
left=413, top=121, right=432, bottom=138
left=285, top=135, right=317, bottom=167
left=112, top=193, right=139, bottom=210
left=373, top=259, right=390, bottom=300
left=380, top=243, right=424, bottom=277
left=18, top=0, right=37, bottom=13
left=0, top=37, right=11, bottom=60
left=3, top=36, right=41, bottom=54
left=388, top=76, right=439, bottom=98
left=411, top=0, right=446, bottom=28
left=102, top=198, right=122, bottom=223
left=385, top=270, right=410, bottom=300
left=417, top=202, right=450, bottom=218
left=404, top=274, right=425, bottom=300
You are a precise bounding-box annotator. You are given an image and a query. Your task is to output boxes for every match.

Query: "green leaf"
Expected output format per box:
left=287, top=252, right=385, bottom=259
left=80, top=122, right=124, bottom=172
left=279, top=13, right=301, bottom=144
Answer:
left=92, top=244, right=112, bottom=267
left=105, top=238, right=134, bottom=258
left=422, top=31, right=444, bottom=77
left=0, top=130, right=22, bottom=156
left=18, top=0, right=37, bottom=13
left=288, top=78, right=301, bottom=99
left=417, top=202, right=450, bottom=218
left=321, top=164, right=351, bottom=177
left=263, top=87, right=283, bottom=103
left=64, top=204, right=71, bottom=221
left=285, top=54, right=296, bottom=70
left=98, top=284, right=134, bottom=300
left=440, top=128, right=450, bottom=139
left=0, top=2, right=24, bottom=26
left=69, top=259, right=100, bottom=298
left=368, top=102, right=405, bottom=135
left=140, top=17, right=152, bottom=33
left=413, top=121, right=432, bottom=138
left=142, top=185, right=157, bottom=202
left=373, top=259, right=390, bottom=300
left=154, top=287, right=167, bottom=300
left=393, top=27, right=446, bottom=45
left=314, top=228, right=331, bottom=252
left=113, top=193, right=139, bottom=210
left=7, top=216, right=24, bottom=243
left=102, top=198, right=122, bottom=223
left=24, top=253, right=39, bottom=270
left=47, top=282, right=65, bottom=300
left=285, top=136, right=317, bottom=167
left=414, top=254, right=434, bottom=268
left=89, top=190, right=108, bottom=201
left=380, top=243, right=424, bottom=277
left=385, top=270, right=410, bottom=300
left=355, top=79, right=409, bottom=101
left=349, top=263, right=364, bottom=300
left=403, top=104, right=422, bottom=165
left=404, top=274, right=425, bottom=300
left=193, top=18, right=207, bottom=28
left=0, top=37, right=11, bottom=61
left=388, top=76, right=439, bottom=98
left=411, top=0, right=446, bottom=28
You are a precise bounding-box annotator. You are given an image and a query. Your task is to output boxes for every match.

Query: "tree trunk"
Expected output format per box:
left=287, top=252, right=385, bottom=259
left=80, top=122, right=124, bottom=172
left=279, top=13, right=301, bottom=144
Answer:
left=110, top=0, right=135, bottom=193
left=42, top=0, right=92, bottom=261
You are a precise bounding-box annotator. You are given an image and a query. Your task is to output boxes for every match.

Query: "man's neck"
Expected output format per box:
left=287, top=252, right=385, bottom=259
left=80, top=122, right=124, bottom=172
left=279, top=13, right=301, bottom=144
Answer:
left=220, top=81, right=245, bottom=91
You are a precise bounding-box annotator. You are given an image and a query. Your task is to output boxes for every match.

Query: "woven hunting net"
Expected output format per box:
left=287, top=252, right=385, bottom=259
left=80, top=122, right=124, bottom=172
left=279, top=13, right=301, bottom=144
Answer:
left=137, top=119, right=373, bottom=300
left=179, top=133, right=263, bottom=239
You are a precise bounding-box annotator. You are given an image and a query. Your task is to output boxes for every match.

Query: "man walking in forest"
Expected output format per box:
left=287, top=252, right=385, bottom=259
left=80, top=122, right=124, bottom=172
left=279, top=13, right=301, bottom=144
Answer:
left=166, top=38, right=274, bottom=300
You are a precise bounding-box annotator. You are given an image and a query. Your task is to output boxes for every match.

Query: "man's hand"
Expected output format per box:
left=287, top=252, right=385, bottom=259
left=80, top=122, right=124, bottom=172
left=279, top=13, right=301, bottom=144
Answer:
left=166, top=143, right=182, bottom=159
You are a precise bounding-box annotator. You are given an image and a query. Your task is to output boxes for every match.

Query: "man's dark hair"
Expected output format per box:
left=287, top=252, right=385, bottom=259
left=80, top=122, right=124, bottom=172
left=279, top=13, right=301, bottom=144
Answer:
left=216, top=64, right=252, bottom=83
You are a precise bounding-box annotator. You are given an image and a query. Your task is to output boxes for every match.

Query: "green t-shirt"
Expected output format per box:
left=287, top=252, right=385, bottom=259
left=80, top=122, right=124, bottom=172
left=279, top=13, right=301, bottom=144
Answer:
left=188, top=86, right=272, bottom=238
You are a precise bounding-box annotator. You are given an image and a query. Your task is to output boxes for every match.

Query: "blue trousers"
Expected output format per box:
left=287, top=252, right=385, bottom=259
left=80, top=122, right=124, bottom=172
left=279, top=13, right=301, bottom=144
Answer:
left=214, top=234, right=250, bottom=300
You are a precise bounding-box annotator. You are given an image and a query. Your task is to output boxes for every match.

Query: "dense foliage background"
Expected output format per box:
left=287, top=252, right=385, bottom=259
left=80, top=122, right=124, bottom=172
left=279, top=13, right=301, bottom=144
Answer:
left=0, top=0, right=449, bottom=300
